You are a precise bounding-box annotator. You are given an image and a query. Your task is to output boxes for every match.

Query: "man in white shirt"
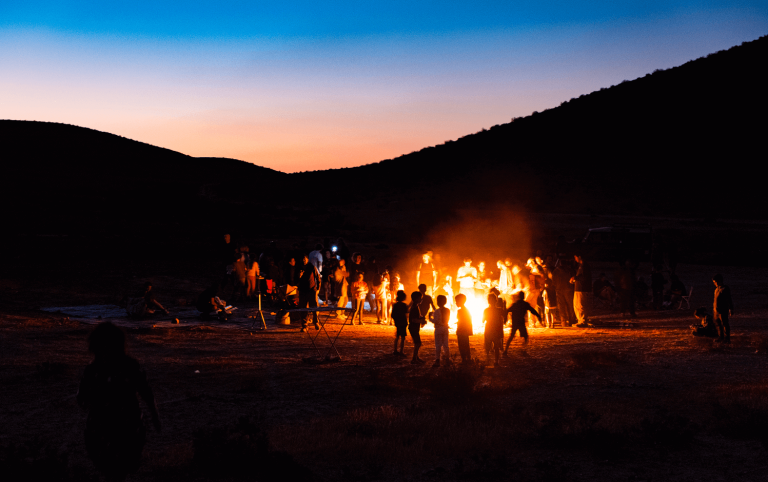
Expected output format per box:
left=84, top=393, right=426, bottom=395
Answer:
left=457, top=258, right=478, bottom=298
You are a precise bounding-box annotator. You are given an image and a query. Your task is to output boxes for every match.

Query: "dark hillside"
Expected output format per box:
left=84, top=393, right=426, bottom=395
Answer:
left=294, top=35, right=768, bottom=219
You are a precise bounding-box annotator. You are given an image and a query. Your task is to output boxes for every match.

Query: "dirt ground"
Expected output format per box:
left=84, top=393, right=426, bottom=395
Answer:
left=2, top=262, right=768, bottom=481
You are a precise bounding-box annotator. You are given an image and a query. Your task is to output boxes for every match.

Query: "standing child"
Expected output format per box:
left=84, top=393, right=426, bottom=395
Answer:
left=431, top=295, right=451, bottom=367
left=391, top=290, right=409, bottom=356
left=455, top=293, right=473, bottom=363
left=351, top=273, right=369, bottom=325
left=409, top=291, right=426, bottom=364
left=388, top=272, right=405, bottom=325
left=483, top=293, right=505, bottom=366
left=375, top=272, right=389, bottom=324
left=504, top=291, right=541, bottom=356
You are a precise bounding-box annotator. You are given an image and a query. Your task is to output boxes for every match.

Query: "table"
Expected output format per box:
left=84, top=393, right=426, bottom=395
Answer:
left=286, top=306, right=354, bottom=361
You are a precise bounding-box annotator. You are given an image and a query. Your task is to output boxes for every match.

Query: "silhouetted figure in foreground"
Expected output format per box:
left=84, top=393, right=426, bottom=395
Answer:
left=691, top=306, right=717, bottom=337
left=77, top=322, right=160, bottom=481
left=712, top=274, right=734, bottom=343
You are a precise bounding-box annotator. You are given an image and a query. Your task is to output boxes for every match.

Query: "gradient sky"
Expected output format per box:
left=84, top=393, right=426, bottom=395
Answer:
left=2, top=1, right=767, bottom=172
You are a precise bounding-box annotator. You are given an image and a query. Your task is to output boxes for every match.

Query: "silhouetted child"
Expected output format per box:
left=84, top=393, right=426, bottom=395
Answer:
left=351, top=273, right=369, bottom=325
left=455, top=293, right=473, bottom=363
left=483, top=293, right=505, bottom=366
left=409, top=291, right=426, bottom=364
left=391, top=290, right=409, bottom=356
left=691, top=306, right=717, bottom=337
left=504, top=291, right=541, bottom=355
left=418, top=283, right=436, bottom=322
left=432, top=294, right=451, bottom=367
left=77, top=322, right=161, bottom=481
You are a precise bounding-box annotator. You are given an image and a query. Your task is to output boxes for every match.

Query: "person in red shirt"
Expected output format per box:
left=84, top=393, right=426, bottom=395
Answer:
left=351, top=273, right=369, bottom=325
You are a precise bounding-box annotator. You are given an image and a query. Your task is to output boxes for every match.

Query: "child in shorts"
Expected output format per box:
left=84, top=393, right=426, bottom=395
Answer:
left=431, top=294, right=451, bottom=367
left=409, top=291, right=426, bottom=364
left=351, top=273, right=369, bottom=325
left=504, top=291, right=541, bottom=356
left=455, top=293, right=473, bottom=363
left=391, top=290, right=409, bottom=356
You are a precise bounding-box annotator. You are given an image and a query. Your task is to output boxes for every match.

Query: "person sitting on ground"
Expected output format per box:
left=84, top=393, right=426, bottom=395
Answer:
left=483, top=293, right=505, bottom=367
left=431, top=295, right=451, bottom=367
left=351, top=273, right=369, bottom=325
left=504, top=291, right=541, bottom=355
left=593, top=272, right=617, bottom=307
left=127, top=283, right=170, bottom=317
left=391, top=290, right=409, bottom=357
left=196, top=282, right=227, bottom=319
left=142, top=283, right=169, bottom=316
left=691, top=306, right=717, bottom=337
left=409, top=291, right=426, bottom=364
left=77, top=322, right=161, bottom=481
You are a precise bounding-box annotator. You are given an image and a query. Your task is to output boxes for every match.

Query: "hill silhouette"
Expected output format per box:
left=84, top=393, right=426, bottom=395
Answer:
left=292, top=34, right=768, bottom=219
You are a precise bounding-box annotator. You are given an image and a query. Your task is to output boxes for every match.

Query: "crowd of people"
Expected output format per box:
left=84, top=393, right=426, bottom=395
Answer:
left=196, top=235, right=726, bottom=332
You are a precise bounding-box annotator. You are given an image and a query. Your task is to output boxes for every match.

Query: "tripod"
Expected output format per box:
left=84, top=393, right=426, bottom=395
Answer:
left=250, top=276, right=267, bottom=330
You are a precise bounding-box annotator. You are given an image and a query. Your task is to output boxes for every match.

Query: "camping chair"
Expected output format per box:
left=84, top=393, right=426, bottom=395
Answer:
left=677, top=286, right=693, bottom=310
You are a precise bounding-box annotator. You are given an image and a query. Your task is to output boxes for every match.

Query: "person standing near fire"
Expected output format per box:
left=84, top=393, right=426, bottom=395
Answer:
left=409, top=291, right=426, bottom=364
left=416, top=253, right=437, bottom=296
left=712, top=273, right=734, bottom=343
left=457, top=258, right=478, bottom=299
left=497, top=260, right=514, bottom=309
left=298, top=255, right=321, bottom=331
left=571, top=254, right=592, bottom=327
left=351, top=273, right=369, bottom=325
left=455, top=293, right=473, bottom=363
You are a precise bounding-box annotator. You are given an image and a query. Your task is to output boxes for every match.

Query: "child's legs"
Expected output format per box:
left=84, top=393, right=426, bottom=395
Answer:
left=457, top=335, right=470, bottom=361
left=376, top=299, right=384, bottom=320
left=246, top=277, right=255, bottom=296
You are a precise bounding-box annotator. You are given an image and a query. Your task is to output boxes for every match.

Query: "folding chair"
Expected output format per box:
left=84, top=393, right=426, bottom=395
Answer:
left=677, top=286, right=693, bottom=310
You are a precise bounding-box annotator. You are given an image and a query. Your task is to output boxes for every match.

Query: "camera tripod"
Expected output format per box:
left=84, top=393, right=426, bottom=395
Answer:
left=250, top=276, right=267, bottom=330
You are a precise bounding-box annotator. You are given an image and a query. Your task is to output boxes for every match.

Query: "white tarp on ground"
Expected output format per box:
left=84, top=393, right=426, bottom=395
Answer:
left=39, top=304, right=285, bottom=330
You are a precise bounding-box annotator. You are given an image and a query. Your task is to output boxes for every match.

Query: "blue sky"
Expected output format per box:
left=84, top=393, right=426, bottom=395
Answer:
left=2, top=1, right=767, bottom=171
